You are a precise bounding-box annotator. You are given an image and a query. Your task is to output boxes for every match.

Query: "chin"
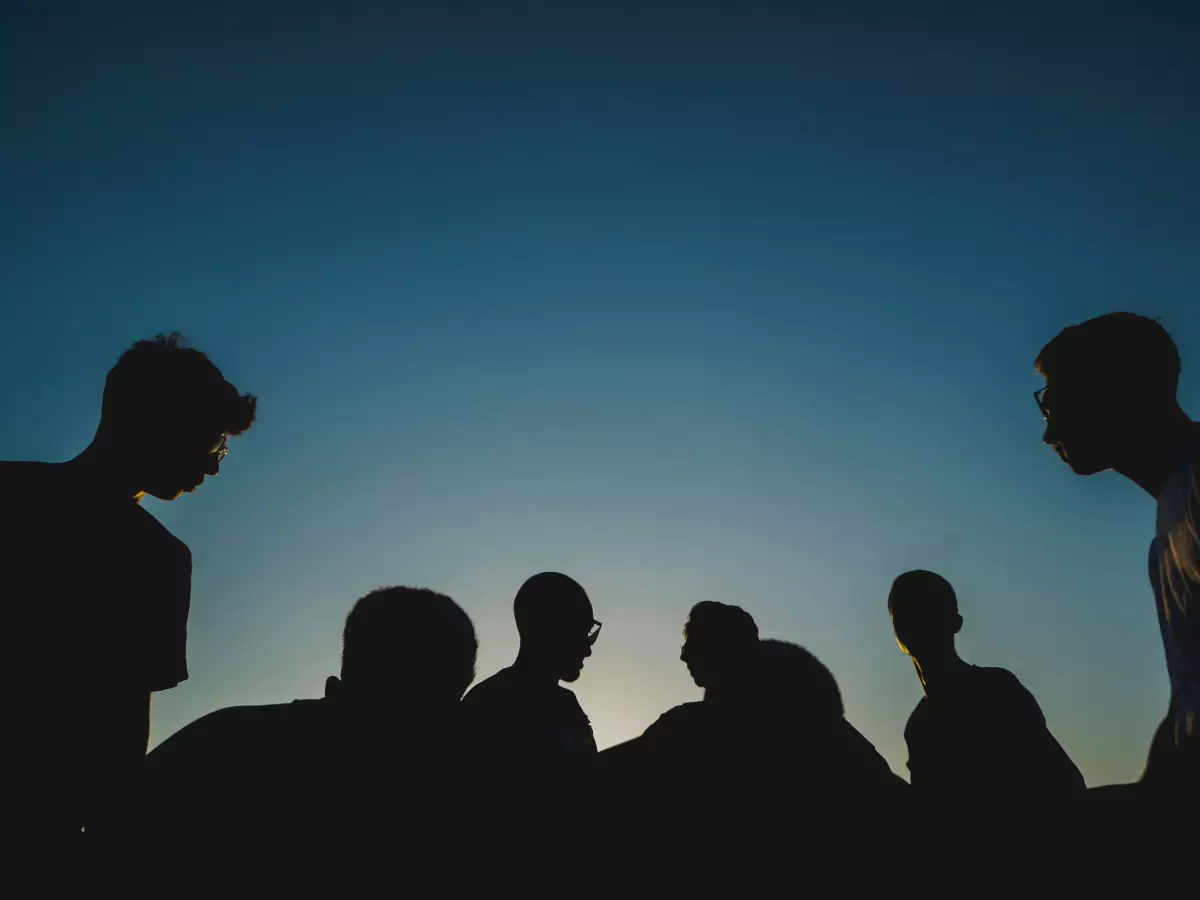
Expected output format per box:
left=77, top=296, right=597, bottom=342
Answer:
left=147, top=489, right=187, bottom=502
left=1063, top=454, right=1109, bottom=477
left=560, top=669, right=583, bottom=683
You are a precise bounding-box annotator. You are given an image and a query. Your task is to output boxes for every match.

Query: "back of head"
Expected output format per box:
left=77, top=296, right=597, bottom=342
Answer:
left=756, top=639, right=843, bottom=720
left=681, top=601, right=759, bottom=692
left=888, top=570, right=960, bottom=658
left=1036, top=312, right=1180, bottom=405
left=341, top=587, right=478, bottom=708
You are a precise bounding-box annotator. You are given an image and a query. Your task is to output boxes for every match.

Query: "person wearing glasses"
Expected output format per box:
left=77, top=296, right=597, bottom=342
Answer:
left=462, top=571, right=601, bottom=770
left=1035, top=313, right=1199, bottom=792
left=888, top=570, right=1085, bottom=805
left=0, top=332, right=255, bottom=843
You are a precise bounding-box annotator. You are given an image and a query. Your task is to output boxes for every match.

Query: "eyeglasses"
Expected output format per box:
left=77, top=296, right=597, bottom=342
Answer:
left=211, top=434, right=229, bottom=463
left=587, top=620, right=602, bottom=646
left=1034, top=387, right=1050, bottom=421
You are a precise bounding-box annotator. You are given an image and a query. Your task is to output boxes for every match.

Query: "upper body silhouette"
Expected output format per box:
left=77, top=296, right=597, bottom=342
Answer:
left=601, top=610, right=904, bottom=884
left=0, top=333, right=255, bottom=838
left=628, top=600, right=760, bottom=765
left=607, top=605, right=903, bottom=808
left=145, top=587, right=478, bottom=873
left=461, top=572, right=600, bottom=773
left=889, top=570, right=1086, bottom=803
left=1036, top=313, right=1199, bottom=790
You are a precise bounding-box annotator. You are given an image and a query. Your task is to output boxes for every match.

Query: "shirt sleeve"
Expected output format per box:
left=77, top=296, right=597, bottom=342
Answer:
left=142, top=540, right=192, bottom=693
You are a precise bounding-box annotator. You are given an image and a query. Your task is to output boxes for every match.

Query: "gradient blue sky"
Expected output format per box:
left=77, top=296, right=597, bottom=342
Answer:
left=3, top=4, right=1197, bottom=785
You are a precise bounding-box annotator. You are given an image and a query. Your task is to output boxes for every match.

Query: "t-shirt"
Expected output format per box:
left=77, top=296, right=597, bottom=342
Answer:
left=0, top=461, right=192, bottom=832
left=461, top=665, right=597, bottom=771
left=904, top=665, right=1085, bottom=801
left=1149, top=435, right=1200, bottom=750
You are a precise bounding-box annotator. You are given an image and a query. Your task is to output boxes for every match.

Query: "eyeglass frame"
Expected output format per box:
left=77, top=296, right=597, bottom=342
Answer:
left=1034, top=387, right=1050, bottom=421
left=587, top=620, right=602, bottom=646
left=211, top=434, right=229, bottom=463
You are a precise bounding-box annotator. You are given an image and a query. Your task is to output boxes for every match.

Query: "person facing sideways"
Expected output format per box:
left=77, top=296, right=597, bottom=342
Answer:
left=0, top=333, right=256, bottom=839
left=888, top=570, right=1086, bottom=803
left=614, top=600, right=761, bottom=765
left=461, top=571, right=601, bottom=772
left=608, top=605, right=900, bottom=793
left=144, top=587, right=479, bottom=864
left=1035, top=312, right=1199, bottom=792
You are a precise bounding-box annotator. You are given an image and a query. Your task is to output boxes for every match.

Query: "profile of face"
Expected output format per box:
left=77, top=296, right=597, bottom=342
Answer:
left=680, top=631, right=746, bottom=691
left=140, top=423, right=229, bottom=501
left=680, top=632, right=715, bottom=688
left=1038, top=378, right=1122, bottom=477
left=553, top=615, right=600, bottom=683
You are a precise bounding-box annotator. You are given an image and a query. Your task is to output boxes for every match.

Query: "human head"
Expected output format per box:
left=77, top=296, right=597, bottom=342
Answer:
left=513, top=572, right=598, bottom=683
left=756, top=640, right=844, bottom=720
left=887, top=570, right=962, bottom=662
left=680, top=601, right=759, bottom=692
left=97, top=332, right=257, bottom=500
left=1035, top=313, right=1181, bottom=475
left=337, top=586, right=478, bottom=714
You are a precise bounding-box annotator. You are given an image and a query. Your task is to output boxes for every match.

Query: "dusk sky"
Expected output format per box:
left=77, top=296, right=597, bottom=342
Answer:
left=3, top=4, right=1197, bottom=786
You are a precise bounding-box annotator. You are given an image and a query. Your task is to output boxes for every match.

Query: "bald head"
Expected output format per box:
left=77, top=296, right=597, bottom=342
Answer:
left=513, top=572, right=598, bottom=682
left=888, top=570, right=963, bottom=661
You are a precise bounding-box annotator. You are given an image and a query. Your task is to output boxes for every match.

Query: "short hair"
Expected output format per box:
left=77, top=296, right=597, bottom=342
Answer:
left=758, top=639, right=844, bottom=718
left=888, top=570, right=958, bottom=618
left=1034, top=312, right=1180, bottom=398
left=684, top=601, right=759, bottom=646
left=101, top=332, right=257, bottom=435
left=513, top=572, right=591, bottom=634
left=342, top=587, right=477, bottom=695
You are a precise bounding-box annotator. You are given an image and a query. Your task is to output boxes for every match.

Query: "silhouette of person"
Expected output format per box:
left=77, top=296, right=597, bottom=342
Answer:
left=627, top=600, right=761, bottom=761
left=0, top=333, right=256, bottom=840
left=1036, top=313, right=1199, bottom=792
left=459, top=572, right=599, bottom=890
left=750, top=638, right=904, bottom=795
left=461, top=572, right=600, bottom=771
left=888, top=570, right=1085, bottom=803
left=144, top=587, right=478, bottom=877
left=601, top=613, right=904, bottom=889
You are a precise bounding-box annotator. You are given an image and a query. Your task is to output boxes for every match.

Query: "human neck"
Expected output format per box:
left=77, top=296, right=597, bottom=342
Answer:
left=913, top=648, right=966, bottom=696
left=511, top=651, right=559, bottom=686
left=1112, top=410, right=1195, bottom=499
left=67, top=438, right=143, bottom=502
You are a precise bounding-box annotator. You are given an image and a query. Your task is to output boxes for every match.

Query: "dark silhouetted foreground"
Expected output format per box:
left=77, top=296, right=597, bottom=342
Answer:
left=1, top=333, right=255, bottom=841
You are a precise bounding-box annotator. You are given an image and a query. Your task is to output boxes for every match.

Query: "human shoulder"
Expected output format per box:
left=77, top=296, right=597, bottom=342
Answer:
left=461, top=668, right=520, bottom=712
left=643, top=702, right=705, bottom=740
left=0, top=461, right=67, bottom=506
left=148, top=702, right=300, bottom=772
left=969, top=665, right=1033, bottom=695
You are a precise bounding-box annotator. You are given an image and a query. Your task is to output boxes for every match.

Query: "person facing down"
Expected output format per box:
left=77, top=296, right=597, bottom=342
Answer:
left=0, top=332, right=256, bottom=840
left=145, top=587, right=478, bottom=863
left=461, top=572, right=600, bottom=774
left=1035, top=313, right=1199, bottom=793
left=888, top=570, right=1085, bottom=805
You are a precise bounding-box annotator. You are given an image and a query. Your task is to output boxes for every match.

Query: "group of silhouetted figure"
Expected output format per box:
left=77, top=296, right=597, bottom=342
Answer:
left=2, top=313, right=1196, bottom=893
